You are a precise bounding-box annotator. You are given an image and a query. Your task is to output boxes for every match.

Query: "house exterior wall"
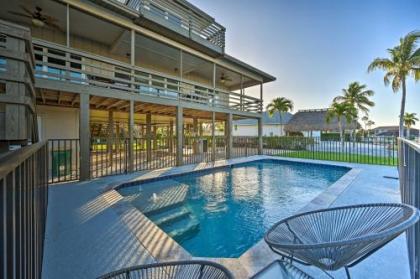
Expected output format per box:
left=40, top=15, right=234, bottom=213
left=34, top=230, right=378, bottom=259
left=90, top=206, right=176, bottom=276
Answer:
left=233, top=124, right=285, bottom=136
left=302, top=131, right=321, bottom=137
left=37, top=105, right=79, bottom=141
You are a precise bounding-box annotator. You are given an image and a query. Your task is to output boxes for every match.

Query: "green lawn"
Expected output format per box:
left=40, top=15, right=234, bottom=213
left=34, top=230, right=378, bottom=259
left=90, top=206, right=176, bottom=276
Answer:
left=277, top=150, right=398, bottom=166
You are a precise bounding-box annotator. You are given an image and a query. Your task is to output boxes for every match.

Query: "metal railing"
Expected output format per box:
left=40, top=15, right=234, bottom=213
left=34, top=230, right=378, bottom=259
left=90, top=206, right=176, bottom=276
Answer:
left=262, top=136, right=398, bottom=166
left=33, top=41, right=261, bottom=113
left=48, top=136, right=400, bottom=183
left=133, top=137, right=176, bottom=171
left=119, top=0, right=226, bottom=51
left=91, top=137, right=129, bottom=178
left=0, top=141, right=49, bottom=279
left=398, top=138, right=420, bottom=279
left=232, top=136, right=259, bottom=158
left=48, top=139, right=80, bottom=183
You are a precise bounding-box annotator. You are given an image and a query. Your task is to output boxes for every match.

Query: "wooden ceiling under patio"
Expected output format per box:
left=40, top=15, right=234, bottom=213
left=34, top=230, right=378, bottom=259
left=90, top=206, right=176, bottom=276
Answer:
left=36, top=89, right=244, bottom=121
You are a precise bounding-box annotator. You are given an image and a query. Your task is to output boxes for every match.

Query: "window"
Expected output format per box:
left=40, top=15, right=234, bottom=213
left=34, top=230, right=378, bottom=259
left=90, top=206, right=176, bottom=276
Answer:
left=0, top=34, right=6, bottom=48
left=46, top=49, right=66, bottom=80
left=0, top=57, right=6, bottom=71
left=0, top=82, right=5, bottom=93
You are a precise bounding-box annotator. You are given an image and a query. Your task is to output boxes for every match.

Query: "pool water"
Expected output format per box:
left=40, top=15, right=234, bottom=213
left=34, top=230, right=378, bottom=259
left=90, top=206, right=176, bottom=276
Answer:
left=118, top=160, right=349, bottom=258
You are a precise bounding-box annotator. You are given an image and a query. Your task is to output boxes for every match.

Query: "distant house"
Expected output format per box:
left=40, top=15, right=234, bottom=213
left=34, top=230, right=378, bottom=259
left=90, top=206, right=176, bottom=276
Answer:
left=233, top=111, right=293, bottom=136
left=285, top=109, right=360, bottom=137
left=373, top=126, right=419, bottom=137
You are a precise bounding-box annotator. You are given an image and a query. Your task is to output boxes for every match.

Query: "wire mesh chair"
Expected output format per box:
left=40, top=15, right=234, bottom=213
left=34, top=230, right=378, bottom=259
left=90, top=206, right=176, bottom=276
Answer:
left=97, top=260, right=234, bottom=279
left=265, top=203, right=419, bottom=278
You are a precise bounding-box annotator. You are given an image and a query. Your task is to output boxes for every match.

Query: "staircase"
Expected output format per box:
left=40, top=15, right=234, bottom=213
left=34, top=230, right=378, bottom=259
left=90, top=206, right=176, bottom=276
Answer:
left=147, top=204, right=200, bottom=242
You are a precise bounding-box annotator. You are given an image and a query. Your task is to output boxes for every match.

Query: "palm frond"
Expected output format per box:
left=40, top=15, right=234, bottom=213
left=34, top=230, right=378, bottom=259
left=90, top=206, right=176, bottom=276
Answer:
left=391, top=76, right=402, bottom=93
left=266, top=97, right=294, bottom=118
left=414, top=68, right=420, bottom=81
left=368, top=58, right=393, bottom=72
left=384, top=72, right=394, bottom=86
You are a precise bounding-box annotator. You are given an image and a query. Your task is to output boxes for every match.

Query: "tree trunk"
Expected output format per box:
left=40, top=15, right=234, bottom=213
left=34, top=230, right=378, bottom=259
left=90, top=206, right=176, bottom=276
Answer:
left=339, top=120, right=344, bottom=151
left=399, top=77, right=407, bottom=137
left=407, top=127, right=411, bottom=139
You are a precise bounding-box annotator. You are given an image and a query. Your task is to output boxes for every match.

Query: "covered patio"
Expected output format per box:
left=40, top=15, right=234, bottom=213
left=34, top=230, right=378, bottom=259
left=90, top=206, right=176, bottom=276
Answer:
left=37, top=88, right=261, bottom=183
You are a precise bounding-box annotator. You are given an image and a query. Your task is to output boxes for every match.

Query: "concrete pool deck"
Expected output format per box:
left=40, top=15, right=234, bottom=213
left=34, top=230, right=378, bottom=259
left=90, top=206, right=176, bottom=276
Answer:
left=42, top=156, right=411, bottom=279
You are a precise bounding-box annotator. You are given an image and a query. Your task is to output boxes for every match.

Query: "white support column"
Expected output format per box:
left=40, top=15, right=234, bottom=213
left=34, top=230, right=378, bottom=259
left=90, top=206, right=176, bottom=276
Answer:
left=212, top=63, right=216, bottom=107
left=260, top=83, right=264, bottom=112
left=211, top=112, right=216, bottom=161
left=79, top=93, right=90, bottom=181
left=131, top=30, right=135, bottom=66
left=128, top=100, right=134, bottom=172
left=176, top=106, right=183, bottom=166
left=130, top=30, right=135, bottom=92
left=66, top=4, right=70, bottom=47
left=259, top=83, right=264, bottom=152
left=180, top=50, right=183, bottom=79
left=258, top=117, right=263, bottom=155
left=226, top=113, right=233, bottom=159
left=240, top=75, right=244, bottom=111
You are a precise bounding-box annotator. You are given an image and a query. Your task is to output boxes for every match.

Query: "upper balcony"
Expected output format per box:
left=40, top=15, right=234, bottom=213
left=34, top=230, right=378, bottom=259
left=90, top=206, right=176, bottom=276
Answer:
left=92, top=0, right=226, bottom=56
left=0, top=0, right=273, bottom=116
left=32, top=39, right=262, bottom=114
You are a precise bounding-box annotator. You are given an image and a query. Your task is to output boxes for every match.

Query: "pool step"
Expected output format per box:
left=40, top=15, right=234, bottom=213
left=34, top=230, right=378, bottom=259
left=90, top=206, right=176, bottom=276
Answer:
left=168, top=218, right=200, bottom=241
left=143, top=201, right=185, bottom=216
left=153, top=208, right=191, bottom=227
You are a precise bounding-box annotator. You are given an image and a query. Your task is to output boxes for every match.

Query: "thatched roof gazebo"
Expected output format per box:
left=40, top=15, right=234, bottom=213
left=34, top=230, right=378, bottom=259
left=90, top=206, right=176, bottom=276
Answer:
left=284, top=109, right=360, bottom=133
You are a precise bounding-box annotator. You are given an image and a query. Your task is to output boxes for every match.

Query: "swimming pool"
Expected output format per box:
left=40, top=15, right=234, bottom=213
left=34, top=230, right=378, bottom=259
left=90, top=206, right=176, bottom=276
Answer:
left=118, top=159, right=349, bottom=258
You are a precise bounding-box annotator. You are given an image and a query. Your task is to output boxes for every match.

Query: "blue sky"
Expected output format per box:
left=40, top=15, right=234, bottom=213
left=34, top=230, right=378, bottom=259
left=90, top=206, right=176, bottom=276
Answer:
left=190, top=0, right=420, bottom=128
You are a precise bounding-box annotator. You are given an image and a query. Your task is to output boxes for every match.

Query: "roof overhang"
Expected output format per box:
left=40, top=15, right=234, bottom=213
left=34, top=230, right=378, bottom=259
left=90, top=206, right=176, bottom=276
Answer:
left=222, top=54, right=276, bottom=84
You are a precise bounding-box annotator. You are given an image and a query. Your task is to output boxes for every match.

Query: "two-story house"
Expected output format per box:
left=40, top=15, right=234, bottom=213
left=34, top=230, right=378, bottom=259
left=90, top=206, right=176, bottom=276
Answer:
left=0, top=0, right=275, bottom=181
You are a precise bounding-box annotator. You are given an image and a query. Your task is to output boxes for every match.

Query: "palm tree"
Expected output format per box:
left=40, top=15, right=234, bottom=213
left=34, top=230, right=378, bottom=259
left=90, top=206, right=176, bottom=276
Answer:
left=334, top=82, right=375, bottom=143
left=334, top=82, right=375, bottom=115
left=266, top=97, right=293, bottom=136
left=403, top=112, right=418, bottom=139
left=326, top=102, right=358, bottom=150
left=366, top=120, right=375, bottom=136
left=368, top=30, right=420, bottom=137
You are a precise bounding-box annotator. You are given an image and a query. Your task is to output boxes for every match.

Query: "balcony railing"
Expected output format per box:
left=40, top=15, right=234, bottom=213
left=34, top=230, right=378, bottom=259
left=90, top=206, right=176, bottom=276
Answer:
left=33, top=40, right=261, bottom=113
left=398, top=138, right=420, bottom=279
left=0, top=141, right=49, bottom=279
left=112, top=0, right=226, bottom=52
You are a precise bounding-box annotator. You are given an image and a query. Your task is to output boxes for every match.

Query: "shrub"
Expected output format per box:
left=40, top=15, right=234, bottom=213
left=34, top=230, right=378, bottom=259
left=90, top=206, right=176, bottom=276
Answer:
left=263, top=136, right=314, bottom=150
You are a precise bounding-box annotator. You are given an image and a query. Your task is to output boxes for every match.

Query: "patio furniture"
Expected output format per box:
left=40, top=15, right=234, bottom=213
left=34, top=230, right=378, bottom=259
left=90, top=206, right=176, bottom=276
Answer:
left=251, top=260, right=313, bottom=279
left=97, top=260, right=234, bottom=279
left=265, top=203, right=419, bottom=278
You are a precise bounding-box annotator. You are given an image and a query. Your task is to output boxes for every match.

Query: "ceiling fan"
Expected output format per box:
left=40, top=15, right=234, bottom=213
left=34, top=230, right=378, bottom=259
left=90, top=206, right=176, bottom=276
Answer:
left=9, top=5, right=61, bottom=30
left=220, top=73, right=232, bottom=84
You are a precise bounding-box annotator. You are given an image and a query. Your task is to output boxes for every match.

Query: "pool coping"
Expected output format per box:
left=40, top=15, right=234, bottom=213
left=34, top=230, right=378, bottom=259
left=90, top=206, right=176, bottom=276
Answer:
left=103, top=156, right=361, bottom=277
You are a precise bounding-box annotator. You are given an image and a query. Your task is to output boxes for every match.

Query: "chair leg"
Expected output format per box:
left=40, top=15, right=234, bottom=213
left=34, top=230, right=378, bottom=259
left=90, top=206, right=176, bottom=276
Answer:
left=345, top=266, right=351, bottom=279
